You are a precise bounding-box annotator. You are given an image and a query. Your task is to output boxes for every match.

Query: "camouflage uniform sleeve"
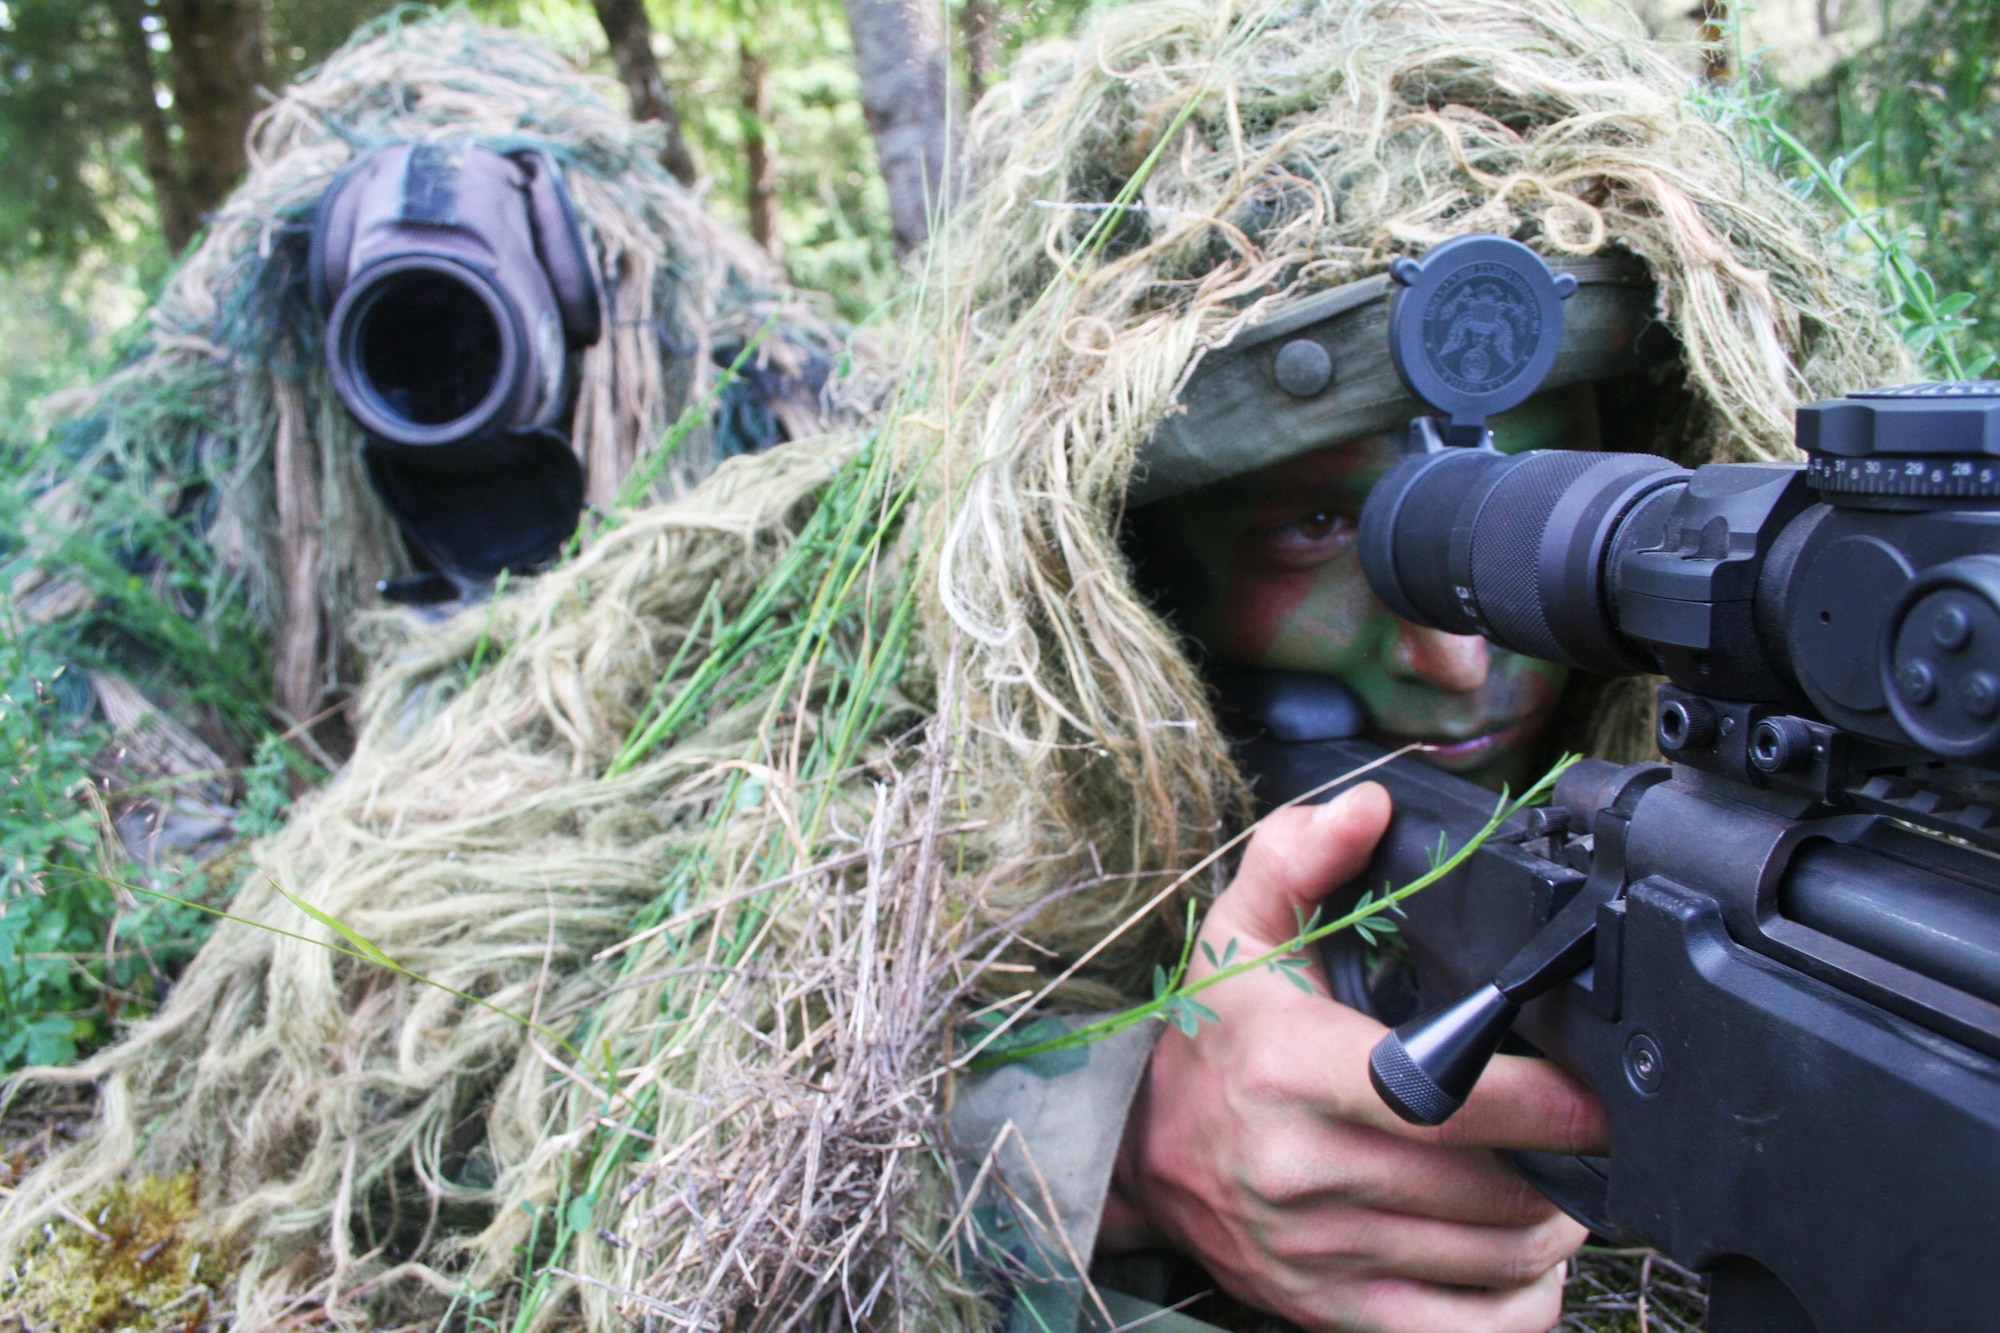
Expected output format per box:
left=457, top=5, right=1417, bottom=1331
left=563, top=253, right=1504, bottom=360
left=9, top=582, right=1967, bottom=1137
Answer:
left=949, top=1019, right=1159, bottom=1332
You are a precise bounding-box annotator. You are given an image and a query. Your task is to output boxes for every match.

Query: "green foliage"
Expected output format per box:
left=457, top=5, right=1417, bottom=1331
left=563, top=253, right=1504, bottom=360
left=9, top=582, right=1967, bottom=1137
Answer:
left=1790, top=0, right=2000, bottom=374
left=0, top=614, right=222, bottom=1072
left=1681, top=8, right=1984, bottom=379
left=0, top=632, right=105, bottom=1067
left=0, top=251, right=250, bottom=1078
left=0, top=260, right=144, bottom=450
left=967, top=761, right=1576, bottom=1072
left=233, top=736, right=295, bottom=842
left=0, top=0, right=145, bottom=263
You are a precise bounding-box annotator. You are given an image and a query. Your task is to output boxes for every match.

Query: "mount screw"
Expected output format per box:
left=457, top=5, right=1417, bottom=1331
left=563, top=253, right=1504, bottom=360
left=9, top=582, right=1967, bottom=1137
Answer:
left=1964, top=672, right=2000, bottom=720
left=1935, top=603, right=1973, bottom=651
left=1900, top=659, right=1940, bottom=706
left=1624, top=1031, right=1665, bottom=1096
left=1274, top=339, right=1334, bottom=397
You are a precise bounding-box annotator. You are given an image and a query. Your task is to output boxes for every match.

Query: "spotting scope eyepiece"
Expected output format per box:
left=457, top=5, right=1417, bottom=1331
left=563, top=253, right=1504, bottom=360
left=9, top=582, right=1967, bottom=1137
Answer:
left=312, top=141, right=603, bottom=598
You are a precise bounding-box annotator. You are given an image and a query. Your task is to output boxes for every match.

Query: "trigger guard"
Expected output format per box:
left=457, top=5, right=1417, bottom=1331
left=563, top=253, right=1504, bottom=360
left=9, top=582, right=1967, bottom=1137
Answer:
left=1503, top=1149, right=1633, bottom=1242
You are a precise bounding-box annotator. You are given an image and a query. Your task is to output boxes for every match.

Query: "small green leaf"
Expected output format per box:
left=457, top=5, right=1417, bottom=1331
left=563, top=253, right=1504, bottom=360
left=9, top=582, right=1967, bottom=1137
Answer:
left=267, top=876, right=396, bottom=969
left=1200, top=940, right=1218, bottom=968
left=564, top=1193, right=598, bottom=1235
left=1151, top=963, right=1168, bottom=999
left=1184, top=998, right=1220, bottom=1026
left=1220, top=938, right=1238, bottom=967
left=1279, top=966, right=1315, bottom=995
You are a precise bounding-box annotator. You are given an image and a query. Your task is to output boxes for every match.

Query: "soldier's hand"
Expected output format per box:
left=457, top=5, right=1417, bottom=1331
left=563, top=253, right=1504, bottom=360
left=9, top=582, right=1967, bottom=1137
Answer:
left=1099, top=782, right=1610, bottom=1333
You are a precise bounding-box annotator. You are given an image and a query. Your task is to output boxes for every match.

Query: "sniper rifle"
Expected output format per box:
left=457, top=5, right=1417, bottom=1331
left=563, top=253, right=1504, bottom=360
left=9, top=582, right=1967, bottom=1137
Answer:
left=1225, top=236, right=2000, bottom=1333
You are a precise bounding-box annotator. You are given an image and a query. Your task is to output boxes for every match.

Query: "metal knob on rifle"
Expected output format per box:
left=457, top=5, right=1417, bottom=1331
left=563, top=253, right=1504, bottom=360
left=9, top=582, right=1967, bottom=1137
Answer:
left=1368, top=983, right=1521, bottom=1125
left=1368, top=878, right=1607, bottom=1126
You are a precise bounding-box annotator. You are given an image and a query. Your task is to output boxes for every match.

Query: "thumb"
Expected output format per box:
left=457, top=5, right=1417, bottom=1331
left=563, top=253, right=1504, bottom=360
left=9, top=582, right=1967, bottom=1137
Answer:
left=1209, top=782, right=1393, bottom=951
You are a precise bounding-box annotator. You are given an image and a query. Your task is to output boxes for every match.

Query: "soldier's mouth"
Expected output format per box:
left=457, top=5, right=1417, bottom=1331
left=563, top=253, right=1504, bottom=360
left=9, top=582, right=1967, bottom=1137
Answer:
left=1378, top=712, right=1547, bottom=772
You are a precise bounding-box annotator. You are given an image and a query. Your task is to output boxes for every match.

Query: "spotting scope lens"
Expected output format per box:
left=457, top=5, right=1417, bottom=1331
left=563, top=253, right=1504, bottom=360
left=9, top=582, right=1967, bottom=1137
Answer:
left=331, top=259, right=521, bottom=444
left=1358, top=445, right=1689, bottom=678
left=355, top=270, right=504, bottom=427
left=310, top=140, right=603, bottom=595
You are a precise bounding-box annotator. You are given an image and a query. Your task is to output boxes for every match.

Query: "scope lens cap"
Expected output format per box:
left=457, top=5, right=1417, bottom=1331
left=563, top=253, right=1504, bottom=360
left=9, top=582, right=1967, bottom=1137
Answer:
left=1387, top=235, right=1578, bottom=439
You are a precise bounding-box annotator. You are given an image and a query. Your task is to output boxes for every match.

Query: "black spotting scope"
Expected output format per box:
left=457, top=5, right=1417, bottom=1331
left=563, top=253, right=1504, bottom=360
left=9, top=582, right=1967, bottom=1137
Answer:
left=312, top=140, right=602, bottom=601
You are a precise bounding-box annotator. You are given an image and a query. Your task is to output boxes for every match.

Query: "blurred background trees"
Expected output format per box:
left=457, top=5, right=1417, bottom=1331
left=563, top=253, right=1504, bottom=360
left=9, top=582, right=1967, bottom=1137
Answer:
left=3, top=0, right=1993, bottom=429
left=0, top=0, right=1091, bottom=400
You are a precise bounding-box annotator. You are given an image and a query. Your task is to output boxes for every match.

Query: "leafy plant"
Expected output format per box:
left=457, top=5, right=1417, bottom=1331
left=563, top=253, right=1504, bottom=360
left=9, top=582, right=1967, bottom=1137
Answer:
left=233, top=734, right=296, bottom=842
left=0, top=613, right=222, bottom=1071
left=1695, top=5, right=1989, bottom=378
left=964, top=759, right=1575, bottom=1071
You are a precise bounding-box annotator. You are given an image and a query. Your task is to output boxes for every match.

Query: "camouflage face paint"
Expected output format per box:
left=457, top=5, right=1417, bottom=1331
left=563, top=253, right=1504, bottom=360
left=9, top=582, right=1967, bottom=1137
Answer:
left=1147, top=384, right=1600, bottom=788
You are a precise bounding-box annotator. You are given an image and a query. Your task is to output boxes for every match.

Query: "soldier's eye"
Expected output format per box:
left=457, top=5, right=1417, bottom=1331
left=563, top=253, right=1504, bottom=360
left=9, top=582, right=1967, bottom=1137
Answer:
left=1259, top=510, right=1353, bottom=565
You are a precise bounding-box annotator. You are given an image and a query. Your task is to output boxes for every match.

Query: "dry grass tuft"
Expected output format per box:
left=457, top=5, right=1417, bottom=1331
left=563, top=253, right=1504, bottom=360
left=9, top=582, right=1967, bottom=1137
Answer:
left=1564, top=1248, right=1709, bottom=1332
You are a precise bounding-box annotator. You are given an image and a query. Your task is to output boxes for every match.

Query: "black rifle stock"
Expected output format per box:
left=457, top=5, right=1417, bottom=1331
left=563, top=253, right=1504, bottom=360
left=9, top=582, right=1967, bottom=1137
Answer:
left=1232, top=698, right=2000, bottom=1333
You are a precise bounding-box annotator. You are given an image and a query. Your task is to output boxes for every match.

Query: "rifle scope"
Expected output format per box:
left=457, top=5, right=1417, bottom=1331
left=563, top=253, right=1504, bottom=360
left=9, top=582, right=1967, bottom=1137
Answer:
left=311, top=141, right=601, bottom=597
left=1359, top=382, right=2000, bottom=764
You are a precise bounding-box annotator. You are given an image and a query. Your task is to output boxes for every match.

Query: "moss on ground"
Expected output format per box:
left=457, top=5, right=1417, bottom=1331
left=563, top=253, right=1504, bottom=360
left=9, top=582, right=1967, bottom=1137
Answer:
left=0, top=1171, right=228, bottom=1332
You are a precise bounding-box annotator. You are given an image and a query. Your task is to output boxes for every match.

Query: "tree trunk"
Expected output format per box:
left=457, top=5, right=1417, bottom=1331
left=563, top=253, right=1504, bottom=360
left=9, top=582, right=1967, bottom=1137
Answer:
left=963, top=0, right=997, bottom=103
left=109, top=0, right=197, bottom=252
left=740, top=40, right=783, bottom=263
left=842, top=0, right=955, bottom=256
left=158, top=0, right=265, bottom=236
left=1698, top=0, right=1732, bottom=82
left=593, top=0, right=700, bottom=187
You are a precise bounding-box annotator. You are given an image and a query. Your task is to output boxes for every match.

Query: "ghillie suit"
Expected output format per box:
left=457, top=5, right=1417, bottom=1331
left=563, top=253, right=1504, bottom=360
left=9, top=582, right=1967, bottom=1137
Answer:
left=0, top=0, right=1909, bottom=1329
left=8, top=14, right=857, bottom=785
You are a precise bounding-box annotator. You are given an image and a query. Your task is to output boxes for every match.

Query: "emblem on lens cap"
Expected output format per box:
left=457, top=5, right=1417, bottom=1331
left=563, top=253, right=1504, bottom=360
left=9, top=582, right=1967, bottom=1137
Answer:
left=1388, top=235, right=1577, bottom=446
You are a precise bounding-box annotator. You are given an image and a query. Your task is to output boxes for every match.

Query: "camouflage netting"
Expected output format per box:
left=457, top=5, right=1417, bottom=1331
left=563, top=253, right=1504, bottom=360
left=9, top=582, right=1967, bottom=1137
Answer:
left=10, top=13, right=860, bottom=755
left=0, top=0, right=1908, bottom=1329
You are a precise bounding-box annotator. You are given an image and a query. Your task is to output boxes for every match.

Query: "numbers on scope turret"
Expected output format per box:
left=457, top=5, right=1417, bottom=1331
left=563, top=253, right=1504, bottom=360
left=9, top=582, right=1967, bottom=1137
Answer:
left=1808, top=455, right=2000, bottom=498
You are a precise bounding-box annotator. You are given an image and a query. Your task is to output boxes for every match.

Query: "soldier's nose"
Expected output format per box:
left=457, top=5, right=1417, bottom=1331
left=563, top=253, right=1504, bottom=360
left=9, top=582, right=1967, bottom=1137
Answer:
left=1392, top=621, right=1491, bottom=693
